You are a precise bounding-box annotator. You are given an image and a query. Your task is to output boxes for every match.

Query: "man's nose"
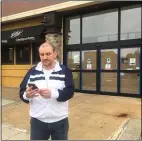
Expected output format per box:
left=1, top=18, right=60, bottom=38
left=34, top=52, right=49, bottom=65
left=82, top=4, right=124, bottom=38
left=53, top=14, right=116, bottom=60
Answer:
left=43, top=55, right=48, bottom=59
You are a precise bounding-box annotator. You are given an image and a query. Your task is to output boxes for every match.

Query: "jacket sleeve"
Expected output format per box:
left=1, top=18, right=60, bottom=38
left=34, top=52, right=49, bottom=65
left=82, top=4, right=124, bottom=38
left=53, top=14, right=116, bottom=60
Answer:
left=19, top=67, right=35, bottom=103
left=56, top=67, right=75, bottom=102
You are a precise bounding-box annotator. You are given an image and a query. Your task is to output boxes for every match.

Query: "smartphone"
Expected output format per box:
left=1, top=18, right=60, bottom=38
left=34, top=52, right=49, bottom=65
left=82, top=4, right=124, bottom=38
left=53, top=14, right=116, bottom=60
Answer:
left=28, top=83, right=39, bottom=90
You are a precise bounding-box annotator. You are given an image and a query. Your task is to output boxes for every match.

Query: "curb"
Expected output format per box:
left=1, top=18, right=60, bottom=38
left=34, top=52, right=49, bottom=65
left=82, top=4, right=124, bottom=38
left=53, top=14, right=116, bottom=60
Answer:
left=2, top=124, right=28, bottom=133
left=108, top=118, right=130, bottom=140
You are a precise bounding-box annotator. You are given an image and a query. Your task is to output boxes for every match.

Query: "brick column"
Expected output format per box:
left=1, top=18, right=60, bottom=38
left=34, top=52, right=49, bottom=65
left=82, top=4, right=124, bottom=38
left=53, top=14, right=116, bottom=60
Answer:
left=45, top=33, right=61, bottom=62
left=42, top=11, right=62, bottom=62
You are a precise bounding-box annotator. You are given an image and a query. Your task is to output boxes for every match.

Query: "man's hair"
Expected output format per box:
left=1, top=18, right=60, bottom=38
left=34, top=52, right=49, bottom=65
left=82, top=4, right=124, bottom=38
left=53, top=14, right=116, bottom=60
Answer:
left=39, top=40, right=59, bottom=60
left=39, top=41, right=55, bottom=51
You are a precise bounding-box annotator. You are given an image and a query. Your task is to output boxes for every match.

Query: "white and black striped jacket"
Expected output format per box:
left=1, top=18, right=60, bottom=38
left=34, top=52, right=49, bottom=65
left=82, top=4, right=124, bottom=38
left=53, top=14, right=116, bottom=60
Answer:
left=19, top=61, right=75, bottom=123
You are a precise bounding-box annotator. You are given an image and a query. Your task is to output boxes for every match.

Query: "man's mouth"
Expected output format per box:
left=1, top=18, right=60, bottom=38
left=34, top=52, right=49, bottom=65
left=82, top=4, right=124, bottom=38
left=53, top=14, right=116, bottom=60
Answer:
left=44, top=60, right=49, bottom=63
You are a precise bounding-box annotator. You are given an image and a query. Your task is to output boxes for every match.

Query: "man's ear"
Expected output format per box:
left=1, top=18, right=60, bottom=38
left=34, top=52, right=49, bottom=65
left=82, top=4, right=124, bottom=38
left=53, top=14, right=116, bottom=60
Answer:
left=54, top=51, right=57, bottom=58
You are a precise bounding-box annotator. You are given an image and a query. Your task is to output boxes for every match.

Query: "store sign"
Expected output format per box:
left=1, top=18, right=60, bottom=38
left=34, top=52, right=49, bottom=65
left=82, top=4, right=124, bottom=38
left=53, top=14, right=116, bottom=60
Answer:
left=2, top=25, right=43, bottom=44
left=16, top=37, right=35, bottom=42
left=2, top=40, right=8, bottom=43
left=10, top=30, right=23, bottom=38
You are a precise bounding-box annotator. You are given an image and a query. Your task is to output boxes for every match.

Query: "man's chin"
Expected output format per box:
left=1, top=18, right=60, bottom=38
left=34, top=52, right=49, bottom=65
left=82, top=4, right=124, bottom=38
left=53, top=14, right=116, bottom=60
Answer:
left=42, top=62, right=50, bottom=67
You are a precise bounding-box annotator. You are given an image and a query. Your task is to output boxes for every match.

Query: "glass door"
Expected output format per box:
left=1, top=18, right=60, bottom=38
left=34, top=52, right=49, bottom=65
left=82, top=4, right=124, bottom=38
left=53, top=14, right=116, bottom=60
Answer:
left=120, top=47, right=140, bottom=95
left=99, top=49, right=118, bottom=93
left=81, top=50, right=97, bottom=91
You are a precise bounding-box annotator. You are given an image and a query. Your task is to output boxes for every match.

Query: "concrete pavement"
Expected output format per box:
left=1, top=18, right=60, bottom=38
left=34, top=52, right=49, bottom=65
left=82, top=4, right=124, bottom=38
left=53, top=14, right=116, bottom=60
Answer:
left=2, top=99, right=30, bottom=140
left=117, top=118, right=141, bottom=140
left=108, top=118, right=141, bottom=140
left=2, top=124, right=29, bottom=140
left=1, top=91, right=141, bottom=140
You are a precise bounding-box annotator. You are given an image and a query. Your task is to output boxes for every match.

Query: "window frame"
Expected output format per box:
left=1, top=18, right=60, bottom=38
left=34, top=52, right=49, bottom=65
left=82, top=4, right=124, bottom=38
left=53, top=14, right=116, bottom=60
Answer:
left=63, top=2, right=141, bottom=97
left=15, top=43, right=31, bottom=65
left=32, top=42, right=42, bottom=65
left=120, top=4, right=141, bottom=40
left=1, top=44, right=14, bottom=65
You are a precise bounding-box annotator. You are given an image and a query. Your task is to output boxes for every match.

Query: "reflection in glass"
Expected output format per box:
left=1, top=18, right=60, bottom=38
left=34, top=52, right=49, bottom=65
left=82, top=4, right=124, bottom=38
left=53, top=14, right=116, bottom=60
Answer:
left=67, top=51, right=80, bottom=70
left=82, top=9, right=118, bottom=43
left=72, top=72, right=80, bottom=89
left=120, top=48, right=140, bottom=70
left=120, top=73, right=139, bottom=94
left=16, top=45, right=30, bottom=64
left=65, top=16, right=80, bottom=45
left=101, top=73, right=117, bottom=92
left=32, top=43, right=41, bottom=64
left=2, top=46, right=14, bottom=64
left=121, top=5, right=141, bottom=40
left=101, top=49, right=118, bottom=70
left=82, top=73, right=96, bottom=90
left=82, top=50, right=97, bottom=70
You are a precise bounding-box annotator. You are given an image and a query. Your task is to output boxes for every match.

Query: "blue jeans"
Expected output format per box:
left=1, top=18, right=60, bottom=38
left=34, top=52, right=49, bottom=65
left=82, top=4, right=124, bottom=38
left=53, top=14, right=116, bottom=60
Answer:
left=30, top=117, right=69, bottom=140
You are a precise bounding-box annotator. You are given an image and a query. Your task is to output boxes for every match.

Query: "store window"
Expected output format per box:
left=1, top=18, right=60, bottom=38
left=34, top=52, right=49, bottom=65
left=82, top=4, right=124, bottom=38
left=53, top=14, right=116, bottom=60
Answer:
left=120, top=73, right=139, bottom=94
left=82, top=9, right=118, bottom=43
left=65, top=16, right=80, bottom=45
left=72, top=72, right=80, bottom=89
left=120, top=47, right=140, bottom=70
left=32, top=43, right=41, bottom=64
left=82, top=50, right=97, bottom=70
left=2, top=45, right=14, bottom=64
left=16, top=44, right=30, bottom=64
left=101, top=49, right=118, bottom=70
left=82, top=72, right=96, bottom=91
left=121, top=5, right=141, bottom=40
left=101, top=72, right=117, bottom=92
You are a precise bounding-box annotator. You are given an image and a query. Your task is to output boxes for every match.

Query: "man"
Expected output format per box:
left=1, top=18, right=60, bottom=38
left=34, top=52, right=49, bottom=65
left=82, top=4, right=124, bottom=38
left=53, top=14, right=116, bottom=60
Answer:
left=19, top=41, right=75, bottom=140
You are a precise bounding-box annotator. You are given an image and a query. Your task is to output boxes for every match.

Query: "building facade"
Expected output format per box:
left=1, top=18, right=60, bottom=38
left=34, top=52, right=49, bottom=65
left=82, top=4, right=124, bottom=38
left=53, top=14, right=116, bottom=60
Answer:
left=1, top=1, right=141, bottom=97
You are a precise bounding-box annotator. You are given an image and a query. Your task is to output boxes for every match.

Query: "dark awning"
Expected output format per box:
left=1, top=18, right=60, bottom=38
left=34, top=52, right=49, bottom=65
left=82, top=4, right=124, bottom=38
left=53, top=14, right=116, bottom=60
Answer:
left=1, top=24, right=45, bottom=44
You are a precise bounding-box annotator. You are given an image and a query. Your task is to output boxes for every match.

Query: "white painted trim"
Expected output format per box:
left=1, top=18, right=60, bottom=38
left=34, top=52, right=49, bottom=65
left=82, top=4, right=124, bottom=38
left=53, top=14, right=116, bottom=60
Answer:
left=1, top=1, right=96, bottom=23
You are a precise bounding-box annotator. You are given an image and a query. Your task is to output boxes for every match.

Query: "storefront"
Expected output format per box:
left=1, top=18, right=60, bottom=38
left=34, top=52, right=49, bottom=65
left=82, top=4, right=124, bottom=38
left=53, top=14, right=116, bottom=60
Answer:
left=1, top=1, right=141, bottom=97
left=2, top=24, right=45, bottom=63
left=1, top=9, right=63, bottom=88
left=63, top=1, right=141, bottom=97
left=1, top=24, right=45, bottom=87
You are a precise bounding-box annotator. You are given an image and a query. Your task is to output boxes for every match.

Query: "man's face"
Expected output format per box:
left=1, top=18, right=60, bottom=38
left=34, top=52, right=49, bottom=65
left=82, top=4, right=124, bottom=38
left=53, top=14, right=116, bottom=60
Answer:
left=39, top=43, right=57, bottom=68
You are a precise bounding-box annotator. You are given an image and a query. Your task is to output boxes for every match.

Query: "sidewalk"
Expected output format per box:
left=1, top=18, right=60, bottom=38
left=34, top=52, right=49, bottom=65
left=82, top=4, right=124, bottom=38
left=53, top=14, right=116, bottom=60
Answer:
left=109, top=118, right=141, bottom=140
left=1, top=92, right=141, bottom=140
left=2, top=124, right=30, bottom=140
left=117, top=118, right=141, bottom=140
left=2, top=99, right=30, bottom=140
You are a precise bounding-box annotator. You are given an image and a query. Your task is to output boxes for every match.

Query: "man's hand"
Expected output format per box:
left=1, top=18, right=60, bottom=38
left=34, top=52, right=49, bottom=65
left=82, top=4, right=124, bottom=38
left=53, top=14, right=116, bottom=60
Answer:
left=38, top=88, right=51, bottom=99
left=26, top=86, right=39, bottom=98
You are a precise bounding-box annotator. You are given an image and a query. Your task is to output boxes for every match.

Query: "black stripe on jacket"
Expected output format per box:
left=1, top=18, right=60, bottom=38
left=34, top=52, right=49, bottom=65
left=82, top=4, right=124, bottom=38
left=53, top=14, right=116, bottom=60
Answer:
left=19, top=64, right=75, bottom=103
left=56, top=65, right=75, bottom=102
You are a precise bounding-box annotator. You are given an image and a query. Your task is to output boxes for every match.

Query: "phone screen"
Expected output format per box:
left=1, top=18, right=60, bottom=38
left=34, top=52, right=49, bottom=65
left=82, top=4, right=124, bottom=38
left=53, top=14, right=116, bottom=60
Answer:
left=28, top=83, right=39, bottom=90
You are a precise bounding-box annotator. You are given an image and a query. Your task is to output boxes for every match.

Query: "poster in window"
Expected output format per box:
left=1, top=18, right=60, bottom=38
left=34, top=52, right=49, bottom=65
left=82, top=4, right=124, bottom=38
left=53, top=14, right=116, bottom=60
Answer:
left=87, top=64, right=92, bottom=70
left=106, top=58, right=111, bottom=64
left=73, top=55, right=79, bottom=63
left=86, top=58, right=92, bottom=70
left=105, top=64, right=111, bottom=70
left=129, top=58, right=136, bottom=65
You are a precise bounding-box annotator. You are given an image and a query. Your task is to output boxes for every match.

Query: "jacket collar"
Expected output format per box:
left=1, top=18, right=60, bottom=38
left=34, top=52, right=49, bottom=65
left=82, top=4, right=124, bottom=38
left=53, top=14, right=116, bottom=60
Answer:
left=35, top=60, right=62, bottom=72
